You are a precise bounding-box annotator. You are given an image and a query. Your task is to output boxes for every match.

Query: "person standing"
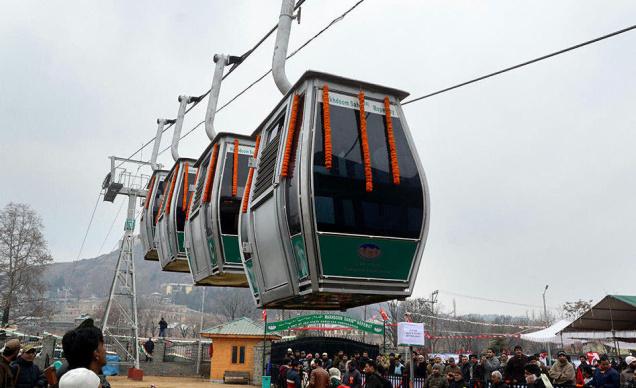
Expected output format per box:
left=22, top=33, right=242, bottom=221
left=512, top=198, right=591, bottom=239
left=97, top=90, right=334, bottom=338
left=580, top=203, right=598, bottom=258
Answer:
left=143, top=338, right=154, bottom=362
left=344, top=361, right=362, bottom=388
left=577, top=355, right=590, bottom=387
left=504, top=346, right=528, bottom=384
left=363, top=361, right=384, bottom=388
left=590, top=356, right=619, bottom=388
left=287, top=361, right=302, bottom=388
left=482, top=349, right=501, bottom=383
left=10, top=344, right=46, bottom=388
left=309, top=359, right=329, bottom=388
left=548, top=351, right=575, bottom=385
left=449, top=371, right=468, bottom=388
left=0, top=339, right=20, bottom=388
left=425, top=364, right=449, bottom=388
left=620, top=356, right=635, bottom=388
left=59, top=320, right=108, bottom=388
left=158, top=317, right=168, bottom=338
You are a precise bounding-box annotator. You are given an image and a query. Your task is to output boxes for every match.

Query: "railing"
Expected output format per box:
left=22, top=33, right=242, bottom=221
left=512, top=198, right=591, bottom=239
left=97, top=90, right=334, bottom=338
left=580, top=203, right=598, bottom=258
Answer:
left=360, top=375, right=571, bottom=388
left=164, top=341, right=196, bottom=362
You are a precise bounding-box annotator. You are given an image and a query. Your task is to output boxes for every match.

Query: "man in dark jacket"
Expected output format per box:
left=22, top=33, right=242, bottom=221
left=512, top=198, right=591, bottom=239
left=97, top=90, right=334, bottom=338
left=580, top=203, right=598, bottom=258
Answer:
left=344, top=361, right=362, bottom=388
left=0, top=339, right=20, bottom=388
left=504, top=346, right=528, bottom=384
left=10, top=345, right=46, bottom=388
left=143, top=338, right=154, bottom=362
left=287, top=360, right=302, bottom=388
left=159, top=317, right=168, bottom=338
left=363, top=360, right=384, bottom=388
left=590, top=356, right=619, bottom=388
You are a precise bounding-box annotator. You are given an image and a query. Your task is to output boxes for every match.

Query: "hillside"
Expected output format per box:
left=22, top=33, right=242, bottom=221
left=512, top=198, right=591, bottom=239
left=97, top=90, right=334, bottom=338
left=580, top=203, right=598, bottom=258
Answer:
left=45, top=237, right=193, bottom=298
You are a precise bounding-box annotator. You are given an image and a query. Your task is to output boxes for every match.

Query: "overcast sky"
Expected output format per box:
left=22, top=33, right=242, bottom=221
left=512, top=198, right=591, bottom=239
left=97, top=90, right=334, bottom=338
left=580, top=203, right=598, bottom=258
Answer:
left=1, top=1, right=635, bottom=317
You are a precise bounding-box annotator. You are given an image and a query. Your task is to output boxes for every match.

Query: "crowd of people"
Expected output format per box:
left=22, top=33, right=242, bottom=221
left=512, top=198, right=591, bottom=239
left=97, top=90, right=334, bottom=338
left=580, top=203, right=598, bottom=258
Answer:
left=0, top=318, right=108, bottom=388
left=275, top=346, right=636, bottom=388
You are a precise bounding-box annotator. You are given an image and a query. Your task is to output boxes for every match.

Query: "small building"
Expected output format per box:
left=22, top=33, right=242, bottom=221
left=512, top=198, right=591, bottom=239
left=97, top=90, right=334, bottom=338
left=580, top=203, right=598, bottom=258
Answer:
left=201, top=317, right=280, bottom=383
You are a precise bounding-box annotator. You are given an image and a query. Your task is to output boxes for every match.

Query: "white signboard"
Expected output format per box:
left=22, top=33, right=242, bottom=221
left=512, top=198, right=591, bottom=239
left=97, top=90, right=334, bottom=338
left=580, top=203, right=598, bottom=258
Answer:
left=397, top=322, right=425, bottom=346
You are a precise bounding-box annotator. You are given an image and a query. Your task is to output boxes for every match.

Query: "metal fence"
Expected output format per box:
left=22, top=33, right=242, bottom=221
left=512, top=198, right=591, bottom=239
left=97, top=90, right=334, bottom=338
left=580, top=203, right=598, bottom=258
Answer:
left=163, top=341, right=196, bottom=362
left=359, top=376, right=570, bottom=388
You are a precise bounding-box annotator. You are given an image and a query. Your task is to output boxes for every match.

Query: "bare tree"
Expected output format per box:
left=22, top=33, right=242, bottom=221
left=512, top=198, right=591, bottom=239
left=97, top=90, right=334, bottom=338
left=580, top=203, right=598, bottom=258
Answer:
left=562, top=299, right=592, bottom=319
left=0, top=203, right=53, bottom=326
left=213, top=288, right=257, bottom=322
left=178, top=323, right=190, bottom=338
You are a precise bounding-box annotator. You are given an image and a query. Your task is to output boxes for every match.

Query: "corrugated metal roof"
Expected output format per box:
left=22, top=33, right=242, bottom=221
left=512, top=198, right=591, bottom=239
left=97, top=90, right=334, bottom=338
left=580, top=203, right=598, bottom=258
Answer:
left=201, top=317, right=269, bottom=337
left=612, top=295, right=636, bottom=308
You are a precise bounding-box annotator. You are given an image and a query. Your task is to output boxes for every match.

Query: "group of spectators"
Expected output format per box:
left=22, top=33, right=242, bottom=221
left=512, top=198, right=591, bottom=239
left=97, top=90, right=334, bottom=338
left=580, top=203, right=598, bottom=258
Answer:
left=277, top=348, right=394, bottom=388
left=0, top=319, right=108, bottom=388
left=275, top=345, right=636, bottom=388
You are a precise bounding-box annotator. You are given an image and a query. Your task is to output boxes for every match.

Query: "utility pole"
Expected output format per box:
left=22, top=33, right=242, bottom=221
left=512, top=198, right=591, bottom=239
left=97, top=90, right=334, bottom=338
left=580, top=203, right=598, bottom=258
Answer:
left=101, top=156, right=151, bottom=374
left=542, top=284, right=552, bottom=366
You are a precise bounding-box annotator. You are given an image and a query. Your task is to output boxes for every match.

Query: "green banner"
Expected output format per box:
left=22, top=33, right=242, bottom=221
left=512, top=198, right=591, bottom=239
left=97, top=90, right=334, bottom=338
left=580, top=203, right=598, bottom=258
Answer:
left=265, top=314, right=384, bottom=335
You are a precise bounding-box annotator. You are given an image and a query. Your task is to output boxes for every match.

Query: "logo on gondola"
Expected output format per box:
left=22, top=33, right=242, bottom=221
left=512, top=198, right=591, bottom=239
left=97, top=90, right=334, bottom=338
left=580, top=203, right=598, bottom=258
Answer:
left=267, top=325, right=277, bottom=331
left=373, top=326, right=383, bottom=333
left=358, top=243, right=381, bottom=259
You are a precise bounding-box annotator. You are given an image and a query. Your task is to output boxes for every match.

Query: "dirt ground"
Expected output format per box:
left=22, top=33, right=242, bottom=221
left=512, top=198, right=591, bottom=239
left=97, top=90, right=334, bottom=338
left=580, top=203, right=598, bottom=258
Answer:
left=108, top=375, right=251, bottom=388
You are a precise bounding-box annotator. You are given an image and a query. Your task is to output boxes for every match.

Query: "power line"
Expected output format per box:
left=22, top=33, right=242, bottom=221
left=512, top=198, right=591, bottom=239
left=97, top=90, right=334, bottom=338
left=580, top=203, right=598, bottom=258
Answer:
left=97, top=198, right=125, bottom=255
left=118, top=0, right=307, bottom=167
left=157, top=0, right=367, bottom=156
left=439, top=290, right=557, bottom=310
left=402, top=24, right=636, bottom=106
left=75, top=190, right=103, bottom=262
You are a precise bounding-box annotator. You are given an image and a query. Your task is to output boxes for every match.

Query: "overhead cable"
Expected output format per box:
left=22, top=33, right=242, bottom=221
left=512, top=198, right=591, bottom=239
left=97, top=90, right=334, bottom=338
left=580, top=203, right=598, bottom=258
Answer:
left=157, top=0, right=367, bottom=156
left=119, top=0, right=307, bottom=166
left=402, top=24, right=636, bottom=105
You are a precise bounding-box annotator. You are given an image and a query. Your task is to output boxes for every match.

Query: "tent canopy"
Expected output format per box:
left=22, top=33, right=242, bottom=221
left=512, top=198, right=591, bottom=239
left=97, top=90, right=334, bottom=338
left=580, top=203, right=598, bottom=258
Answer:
left=521, top=319, right=573, bottom=344
left=560, top=295, right=636, bottom=342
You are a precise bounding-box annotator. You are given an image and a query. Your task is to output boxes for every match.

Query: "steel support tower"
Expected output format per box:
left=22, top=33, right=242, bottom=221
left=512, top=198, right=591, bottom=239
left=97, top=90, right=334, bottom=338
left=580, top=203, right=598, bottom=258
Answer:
left=100, top=156, right=152, bottom=370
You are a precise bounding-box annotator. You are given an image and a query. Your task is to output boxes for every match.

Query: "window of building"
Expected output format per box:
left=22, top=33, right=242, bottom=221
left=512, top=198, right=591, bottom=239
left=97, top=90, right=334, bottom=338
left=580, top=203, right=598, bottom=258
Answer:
left=231, top=345, right=246, bottom=364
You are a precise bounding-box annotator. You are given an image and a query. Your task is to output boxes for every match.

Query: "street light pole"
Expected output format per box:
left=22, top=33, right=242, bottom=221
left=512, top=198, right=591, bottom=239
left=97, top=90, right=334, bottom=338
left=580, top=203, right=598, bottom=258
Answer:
left=542, top=285, right=552, bottom=366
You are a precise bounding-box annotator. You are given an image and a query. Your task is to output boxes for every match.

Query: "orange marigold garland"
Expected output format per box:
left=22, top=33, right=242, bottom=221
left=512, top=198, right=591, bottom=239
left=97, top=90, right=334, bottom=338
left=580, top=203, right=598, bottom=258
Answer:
left=185, top=169, right=199, bottom=220
left=232, top=139, right=239, bottom=197
left=144, top=175, right=156, bottom=210
left=165, top=163, right=180, bottom=214
left=202, top=144, right=219, bottom=203
left=281, top=94, right=300, bottom=178
left=242, top=135, right=261, bottom=213
left=384, top=96, right=401, bottom=185
left=182, top=163, right=190, bottom=210
left=358, top=91, right=373, bottom=192
left=322, top=85, right=332, bottom=169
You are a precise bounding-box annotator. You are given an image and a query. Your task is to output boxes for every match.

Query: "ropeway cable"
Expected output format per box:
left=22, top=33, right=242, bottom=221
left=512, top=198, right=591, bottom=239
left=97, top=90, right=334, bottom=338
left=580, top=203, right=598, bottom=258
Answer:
left=402, top=24, right=636, bottom=106
left=156, top=0, right=367, bottom=156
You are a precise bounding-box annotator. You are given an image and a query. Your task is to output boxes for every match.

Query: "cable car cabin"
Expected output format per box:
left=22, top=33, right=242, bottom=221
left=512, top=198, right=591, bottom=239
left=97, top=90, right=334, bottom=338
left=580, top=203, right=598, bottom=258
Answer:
left=155, top=158, right=198, bottom=272
left=239, top=71, right=430, bottom=310
left=140, top=170, right=168, bottom=261
left=184, top=133, right=255, bottom=287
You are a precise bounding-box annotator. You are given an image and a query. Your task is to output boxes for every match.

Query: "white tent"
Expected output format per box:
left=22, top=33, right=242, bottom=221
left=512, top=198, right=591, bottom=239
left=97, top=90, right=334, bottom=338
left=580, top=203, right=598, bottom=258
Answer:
left=521, top=319, right=573, bottom=344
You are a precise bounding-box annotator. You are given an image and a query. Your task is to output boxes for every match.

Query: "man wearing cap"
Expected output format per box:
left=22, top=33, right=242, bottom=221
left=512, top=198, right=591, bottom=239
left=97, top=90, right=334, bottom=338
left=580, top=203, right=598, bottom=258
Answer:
left=1, top=339, right=20, bottom=388
left=322, top=353, right=332, bottom=370
left=10, top=344, right=46, bottom=388
left=549, top=351, right=575, bottom=385
left=621, top=356, right=635, bottom=388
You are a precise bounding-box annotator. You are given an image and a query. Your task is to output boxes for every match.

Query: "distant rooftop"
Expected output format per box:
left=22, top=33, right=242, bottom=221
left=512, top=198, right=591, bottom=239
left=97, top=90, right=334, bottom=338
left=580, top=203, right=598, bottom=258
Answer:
left=201, top=317, right=280, bottom=339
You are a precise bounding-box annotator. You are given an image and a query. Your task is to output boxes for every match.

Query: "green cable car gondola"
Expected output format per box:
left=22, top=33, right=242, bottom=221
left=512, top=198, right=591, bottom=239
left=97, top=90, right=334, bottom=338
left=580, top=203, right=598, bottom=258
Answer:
left=185, top=133, right=255, bottom=286
left=239, top=71, right=429, bottom=309
left=183, top=54, right=255, bottom=286
left=140, top=118, right=173, bottom=261
left=156, top=96, right=198, bottom=272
